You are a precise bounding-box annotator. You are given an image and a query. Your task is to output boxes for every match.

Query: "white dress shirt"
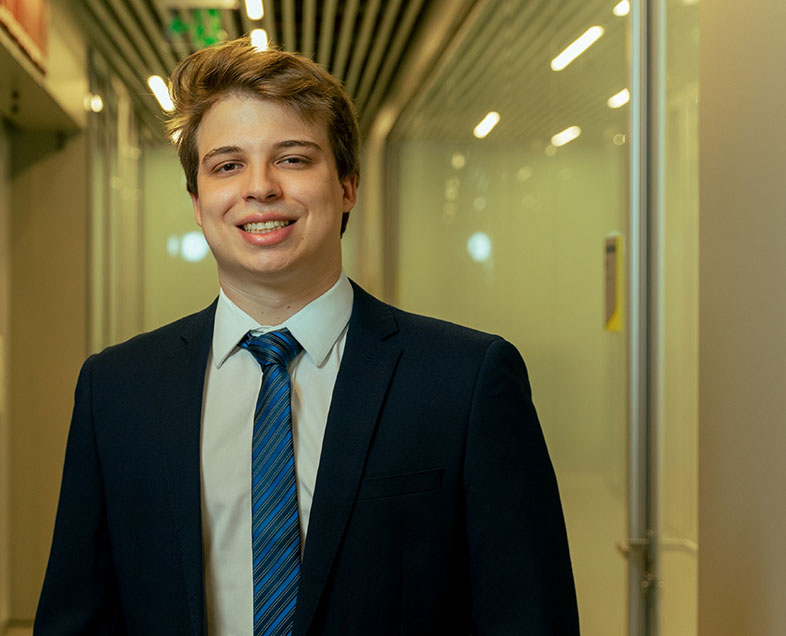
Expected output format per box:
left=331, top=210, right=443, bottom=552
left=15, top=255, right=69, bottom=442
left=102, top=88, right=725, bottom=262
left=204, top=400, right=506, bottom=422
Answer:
left=200, top=273, right=353, bottom=636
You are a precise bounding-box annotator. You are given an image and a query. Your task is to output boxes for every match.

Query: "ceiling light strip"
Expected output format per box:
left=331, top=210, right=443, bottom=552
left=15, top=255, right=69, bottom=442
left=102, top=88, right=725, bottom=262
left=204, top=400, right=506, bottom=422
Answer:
left=250, top=28, right=268, bottom=51
left=245, top=0, right=263, bottom=21
left=148, top=75, right=174, bottom=112
left=608, top=88, right=631, bottom=108
left=551, top=125, right=581, bottom=147
left=551, top=26, right=605, bottom=71
left=614, top=0, right=631, bottom=17
left=474, top=111, right=501, bottom=138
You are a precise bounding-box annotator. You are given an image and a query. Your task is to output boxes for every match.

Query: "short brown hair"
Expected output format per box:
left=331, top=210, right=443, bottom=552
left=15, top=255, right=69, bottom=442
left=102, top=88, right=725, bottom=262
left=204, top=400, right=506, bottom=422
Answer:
left=167, top=38, right=360, bottom=233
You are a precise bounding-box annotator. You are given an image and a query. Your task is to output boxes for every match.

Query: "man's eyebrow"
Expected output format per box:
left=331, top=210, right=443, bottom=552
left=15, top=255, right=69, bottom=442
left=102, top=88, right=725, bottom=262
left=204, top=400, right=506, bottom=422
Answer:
left=275, top=139, right=324, bottom=152
left=201, top=145, right=242, bottom=166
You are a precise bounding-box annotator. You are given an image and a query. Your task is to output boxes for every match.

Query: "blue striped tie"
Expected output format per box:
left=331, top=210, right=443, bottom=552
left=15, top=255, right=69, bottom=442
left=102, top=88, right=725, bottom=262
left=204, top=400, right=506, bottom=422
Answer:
left=241, top=329, right=303, bottom=636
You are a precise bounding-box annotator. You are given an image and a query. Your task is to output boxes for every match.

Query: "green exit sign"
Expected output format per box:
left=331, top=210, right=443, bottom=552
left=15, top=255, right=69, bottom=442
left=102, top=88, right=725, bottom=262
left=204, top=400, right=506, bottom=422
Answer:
left=169, top=9, right=225, bottom=49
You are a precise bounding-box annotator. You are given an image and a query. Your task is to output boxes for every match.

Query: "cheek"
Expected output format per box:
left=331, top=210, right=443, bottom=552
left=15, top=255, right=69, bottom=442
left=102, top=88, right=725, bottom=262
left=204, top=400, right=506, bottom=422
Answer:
left=199, top=186, right=236, bottom=218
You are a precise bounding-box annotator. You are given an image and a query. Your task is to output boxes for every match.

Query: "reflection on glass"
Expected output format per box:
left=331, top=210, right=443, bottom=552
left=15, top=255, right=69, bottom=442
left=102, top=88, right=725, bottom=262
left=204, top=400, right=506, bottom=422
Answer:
left=451, top=152, right=467, bottom=170
left=473, top=111, right=501, bottom=138
left=613, top=0, right=631, bottom=17
left=607, top=88, right=631, bottom=109
left=551, top=125, right=582, bottom=147
left=551, top=26, right=605, bottom=71
left=392, top=1, right=629, bottom=634
left=181, top=231, right=211, bottom=262
left=466, top=232, right=492, bottom=262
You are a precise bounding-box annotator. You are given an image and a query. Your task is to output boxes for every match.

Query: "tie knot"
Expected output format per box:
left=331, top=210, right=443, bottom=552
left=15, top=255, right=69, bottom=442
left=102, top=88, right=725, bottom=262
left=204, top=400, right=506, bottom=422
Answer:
left=241, top=328, right=303, bottom=369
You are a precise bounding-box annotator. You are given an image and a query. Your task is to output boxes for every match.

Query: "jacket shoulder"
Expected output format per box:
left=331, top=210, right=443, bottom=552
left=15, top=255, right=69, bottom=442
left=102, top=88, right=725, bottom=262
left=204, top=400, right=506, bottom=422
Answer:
left=350, top=282, right=510, bottom=358
left=89, top=301, right=217, bottom=371
left=390, top=305, right=502, bottom=348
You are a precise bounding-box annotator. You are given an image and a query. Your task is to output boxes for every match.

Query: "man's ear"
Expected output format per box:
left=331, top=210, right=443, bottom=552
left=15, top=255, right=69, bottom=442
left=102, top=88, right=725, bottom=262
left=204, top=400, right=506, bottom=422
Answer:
left=190, top=192, right=203, bottom=227
left=341, top=175, right=358, bottom=212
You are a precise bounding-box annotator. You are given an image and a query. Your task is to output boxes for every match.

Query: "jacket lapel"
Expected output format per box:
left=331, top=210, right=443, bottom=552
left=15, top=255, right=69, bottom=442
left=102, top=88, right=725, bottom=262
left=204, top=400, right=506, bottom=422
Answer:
left=155, top=301, right=216, bottom=636
left=293, top=284, right=401, bottom=636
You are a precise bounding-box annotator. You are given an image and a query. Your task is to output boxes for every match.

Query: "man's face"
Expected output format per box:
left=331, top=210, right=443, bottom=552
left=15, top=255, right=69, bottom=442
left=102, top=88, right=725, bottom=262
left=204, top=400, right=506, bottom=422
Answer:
left=191, top=94, right=356, bottom=296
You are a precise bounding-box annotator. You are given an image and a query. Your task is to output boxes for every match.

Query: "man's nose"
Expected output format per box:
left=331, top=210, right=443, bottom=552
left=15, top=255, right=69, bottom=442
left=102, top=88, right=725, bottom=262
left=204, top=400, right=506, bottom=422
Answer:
left=244, top=164, right=282, bottom=201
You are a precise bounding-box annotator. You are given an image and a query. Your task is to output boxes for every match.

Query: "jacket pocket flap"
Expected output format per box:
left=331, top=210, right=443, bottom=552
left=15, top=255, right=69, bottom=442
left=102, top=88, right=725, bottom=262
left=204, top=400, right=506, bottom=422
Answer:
left=357, top=468, right=443, bottom=500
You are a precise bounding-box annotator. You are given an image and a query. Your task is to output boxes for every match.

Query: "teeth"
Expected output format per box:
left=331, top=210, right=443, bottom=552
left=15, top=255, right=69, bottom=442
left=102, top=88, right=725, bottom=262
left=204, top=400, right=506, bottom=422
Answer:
left=242, top=220, right=292, bottom=233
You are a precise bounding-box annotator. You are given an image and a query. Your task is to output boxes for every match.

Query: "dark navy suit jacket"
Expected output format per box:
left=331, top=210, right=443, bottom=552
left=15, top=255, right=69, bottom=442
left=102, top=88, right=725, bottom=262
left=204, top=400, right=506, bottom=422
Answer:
left=35, top=283, right=579, bottom=635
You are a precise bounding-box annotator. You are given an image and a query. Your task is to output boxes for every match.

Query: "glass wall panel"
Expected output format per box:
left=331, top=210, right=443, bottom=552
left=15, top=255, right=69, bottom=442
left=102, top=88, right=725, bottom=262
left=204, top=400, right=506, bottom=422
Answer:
left=142, top=144, right=217, bottom=331
left=88, top=49, right=144, bottom=350
left=392, top=2, right=630, bottom=634
left=88, top=53, right=215, bottom=346
left=659, top=0, right=699, bottom=634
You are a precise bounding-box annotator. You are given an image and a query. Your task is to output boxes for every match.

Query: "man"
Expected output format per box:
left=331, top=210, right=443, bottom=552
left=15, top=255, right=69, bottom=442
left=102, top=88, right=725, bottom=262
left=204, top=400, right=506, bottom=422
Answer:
left=36, top=39, right=579, bottom=635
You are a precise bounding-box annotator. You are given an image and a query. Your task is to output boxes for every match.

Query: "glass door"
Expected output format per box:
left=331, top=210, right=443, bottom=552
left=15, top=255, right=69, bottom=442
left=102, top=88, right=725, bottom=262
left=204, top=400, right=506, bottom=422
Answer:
left=389, top=1, right=633, bottom=634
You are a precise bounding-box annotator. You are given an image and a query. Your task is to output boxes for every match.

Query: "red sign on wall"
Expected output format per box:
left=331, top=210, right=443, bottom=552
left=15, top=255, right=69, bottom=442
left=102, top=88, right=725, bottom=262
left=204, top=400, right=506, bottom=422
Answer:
left=0, top=0, right=48, bottom=72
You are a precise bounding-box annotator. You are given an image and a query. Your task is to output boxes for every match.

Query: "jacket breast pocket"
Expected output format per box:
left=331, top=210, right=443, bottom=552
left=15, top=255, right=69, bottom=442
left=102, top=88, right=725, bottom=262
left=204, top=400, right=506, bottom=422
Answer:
left=357, top=468, right=443, bottom=500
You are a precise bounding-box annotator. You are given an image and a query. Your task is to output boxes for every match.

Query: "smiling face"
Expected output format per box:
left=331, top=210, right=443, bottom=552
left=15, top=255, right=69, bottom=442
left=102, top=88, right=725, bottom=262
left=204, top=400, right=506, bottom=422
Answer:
left=191, top=93, right=357, bottom=302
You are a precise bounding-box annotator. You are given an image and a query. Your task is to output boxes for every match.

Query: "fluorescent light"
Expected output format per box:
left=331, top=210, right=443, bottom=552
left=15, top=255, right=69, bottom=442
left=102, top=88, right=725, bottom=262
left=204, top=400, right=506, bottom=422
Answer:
left=245, top=0, right=264, bottom=20
left=250, top=28, right=268, bottom=51
left=551, top=126, right=581, bottom=147
left=147, top=75, right=174, bottom=112
left=607, top=88, right=630, bottom=108
left=84, top=93, right=104, bottom=112
left=613, top=0, right=630, bottom=16
left=473, top=111, right=500, bottom=138
left=551, top=26, right=605, bottom=71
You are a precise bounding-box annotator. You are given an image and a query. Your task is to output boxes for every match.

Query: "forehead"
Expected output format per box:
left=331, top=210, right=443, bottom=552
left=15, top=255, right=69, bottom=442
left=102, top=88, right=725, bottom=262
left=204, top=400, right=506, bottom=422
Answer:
left=195, top=93, right=329, bottom=153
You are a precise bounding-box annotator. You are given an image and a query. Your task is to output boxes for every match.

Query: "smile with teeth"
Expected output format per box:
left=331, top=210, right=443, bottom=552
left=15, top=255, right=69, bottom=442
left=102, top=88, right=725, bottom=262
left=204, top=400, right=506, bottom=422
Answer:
left=241, top=220, right=293, bottom=233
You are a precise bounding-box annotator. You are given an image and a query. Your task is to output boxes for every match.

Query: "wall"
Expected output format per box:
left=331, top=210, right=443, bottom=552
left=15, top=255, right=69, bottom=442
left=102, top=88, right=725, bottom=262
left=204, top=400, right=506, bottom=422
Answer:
left=7, top=130, right=89, bottom=624
left=0, top=0, right=89, bottom=631
left=41, top=0, right=89, bottom=130
left=0, top=0, right=87, bottom=132
left=698, top=1, right=786, bottom=635
left=0, top=119, right=12, bottom=635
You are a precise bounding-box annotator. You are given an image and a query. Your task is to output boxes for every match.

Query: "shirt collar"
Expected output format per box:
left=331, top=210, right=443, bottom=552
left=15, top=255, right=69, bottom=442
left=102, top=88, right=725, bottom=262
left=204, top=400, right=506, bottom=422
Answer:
left=212, top=272, right=354, bottom=369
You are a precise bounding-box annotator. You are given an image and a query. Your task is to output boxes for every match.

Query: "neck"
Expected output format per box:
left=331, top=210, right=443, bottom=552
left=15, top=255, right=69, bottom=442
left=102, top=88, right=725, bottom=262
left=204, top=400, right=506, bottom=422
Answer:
left=219, top=270, right=341, bottom=325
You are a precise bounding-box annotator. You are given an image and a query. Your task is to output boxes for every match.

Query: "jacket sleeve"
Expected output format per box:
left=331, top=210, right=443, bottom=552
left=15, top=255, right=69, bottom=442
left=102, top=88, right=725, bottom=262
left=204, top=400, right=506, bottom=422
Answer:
left=34, top=355, right=127, bottom=635
left=464, top=338, right=580, bottom=635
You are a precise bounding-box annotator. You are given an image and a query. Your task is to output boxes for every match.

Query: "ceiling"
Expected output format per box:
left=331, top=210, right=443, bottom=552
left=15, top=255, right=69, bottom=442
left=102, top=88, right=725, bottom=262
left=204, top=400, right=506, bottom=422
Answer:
left=71, top=0, right=699, bottom=146
left=397, top=0, right=699, bottom=146
left=74, top=0, right=434, bottom=139
left=401, top=0, right=627, bottom=145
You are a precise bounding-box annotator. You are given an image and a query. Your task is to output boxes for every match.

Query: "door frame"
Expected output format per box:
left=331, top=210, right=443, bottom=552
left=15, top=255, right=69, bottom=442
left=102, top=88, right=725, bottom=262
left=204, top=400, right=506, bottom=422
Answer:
left=628, top=0, right=665, bottom=634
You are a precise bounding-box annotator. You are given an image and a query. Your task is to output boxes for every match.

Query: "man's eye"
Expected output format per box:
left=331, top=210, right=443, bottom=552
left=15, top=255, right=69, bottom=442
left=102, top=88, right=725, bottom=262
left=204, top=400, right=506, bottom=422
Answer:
left=217, top=162, right=239, bottom=172
left=280, top=156, right=308, bottom=166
